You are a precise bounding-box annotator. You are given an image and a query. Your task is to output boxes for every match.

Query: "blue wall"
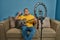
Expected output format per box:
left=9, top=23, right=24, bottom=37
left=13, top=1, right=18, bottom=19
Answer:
left=55, top=0, right=60, bottom=21
left=0, top=0, right=57, bottom=21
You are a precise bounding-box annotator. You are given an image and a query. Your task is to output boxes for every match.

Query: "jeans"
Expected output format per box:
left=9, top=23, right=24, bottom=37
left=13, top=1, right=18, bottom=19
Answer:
left=21, top=26, right=36, bottom=40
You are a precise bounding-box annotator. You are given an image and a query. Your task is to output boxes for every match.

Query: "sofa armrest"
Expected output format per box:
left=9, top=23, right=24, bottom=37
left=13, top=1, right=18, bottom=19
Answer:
left=0, top=19, right=10, bottom=40
left=0, top=19, right=10, bottom=32
left=56, top=24, right=60, bottom=40
left=50, top=19, right=60, bottom=31
left=0, top=23, right=6, bottom=40
left=50, top=19, right=60, bottom=40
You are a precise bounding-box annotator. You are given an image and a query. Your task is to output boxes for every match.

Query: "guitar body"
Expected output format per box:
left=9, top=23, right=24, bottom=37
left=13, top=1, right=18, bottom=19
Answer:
left=15, top=19, right=34, bottom=29
left=15, top=19, right=26, bottom=29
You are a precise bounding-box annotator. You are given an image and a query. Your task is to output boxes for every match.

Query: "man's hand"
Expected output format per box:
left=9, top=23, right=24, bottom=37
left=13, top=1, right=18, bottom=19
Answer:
left=18, top=12, right=22, bottom=16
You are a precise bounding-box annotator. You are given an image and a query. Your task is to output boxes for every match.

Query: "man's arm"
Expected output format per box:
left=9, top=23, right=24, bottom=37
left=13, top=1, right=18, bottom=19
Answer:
left=33, top=17, right=37, bottom=24
left=15, top=12, right=21, bottom=20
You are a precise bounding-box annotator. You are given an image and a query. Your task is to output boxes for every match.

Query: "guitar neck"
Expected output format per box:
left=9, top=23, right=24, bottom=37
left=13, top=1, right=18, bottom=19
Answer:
left=26, top=19, right=34, bottom=23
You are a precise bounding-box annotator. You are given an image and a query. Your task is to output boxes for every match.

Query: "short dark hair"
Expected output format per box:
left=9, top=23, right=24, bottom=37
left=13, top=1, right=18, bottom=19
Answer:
left=24, top=8, right=28, bottom=12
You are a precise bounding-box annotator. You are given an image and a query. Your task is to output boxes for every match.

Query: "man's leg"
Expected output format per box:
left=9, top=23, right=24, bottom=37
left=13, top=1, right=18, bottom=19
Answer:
left=28, top=27, right=36, bottom=40
left=22, top=26, right=28, bottom=40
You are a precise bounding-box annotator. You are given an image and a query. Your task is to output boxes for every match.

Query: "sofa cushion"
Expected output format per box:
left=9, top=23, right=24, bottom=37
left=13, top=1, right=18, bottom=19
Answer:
left=6, top=28, right=56, bottom=38
left=41, top=28, right=56, bottom=37
left=7, top=38, right=22, bottom=40
left=6, top=28, right=39, bottom=38
left=33, top=29, right=40, bottom=38
left=7, top=38, right=40, bottom=40
left=6, top=28, right=22, bottom=38
left=42, top=38, right=55, bottom=40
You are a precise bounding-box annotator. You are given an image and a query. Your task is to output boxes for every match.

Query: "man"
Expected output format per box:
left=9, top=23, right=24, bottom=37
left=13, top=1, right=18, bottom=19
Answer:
left=15, top=8, right=37, bottom=40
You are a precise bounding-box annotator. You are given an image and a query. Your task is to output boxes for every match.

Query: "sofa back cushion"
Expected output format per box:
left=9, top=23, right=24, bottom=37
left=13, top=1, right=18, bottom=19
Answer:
left=9, top=17, right=50, bottom=29
left=43, top=17, right=50, bottom=27
left=9, top=17, right=21, bottom=29
left=9, top=17, right=15, bottom=28
left=39, top=17, right=50, bottom=28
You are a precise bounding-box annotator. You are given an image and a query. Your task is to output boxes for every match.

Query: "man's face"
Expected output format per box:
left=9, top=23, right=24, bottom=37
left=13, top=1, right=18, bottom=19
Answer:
left=24, top=9, right=29, bottom=15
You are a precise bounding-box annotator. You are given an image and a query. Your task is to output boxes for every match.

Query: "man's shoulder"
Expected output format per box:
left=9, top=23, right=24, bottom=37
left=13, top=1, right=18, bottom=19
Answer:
left=29, top=14, right=35, bottom=18
left=30, top=14, right=34, bottom=17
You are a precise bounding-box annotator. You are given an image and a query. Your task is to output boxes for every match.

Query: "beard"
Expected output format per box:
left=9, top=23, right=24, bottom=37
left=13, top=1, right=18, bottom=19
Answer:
left=24, top=13, right=30, bottom=15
